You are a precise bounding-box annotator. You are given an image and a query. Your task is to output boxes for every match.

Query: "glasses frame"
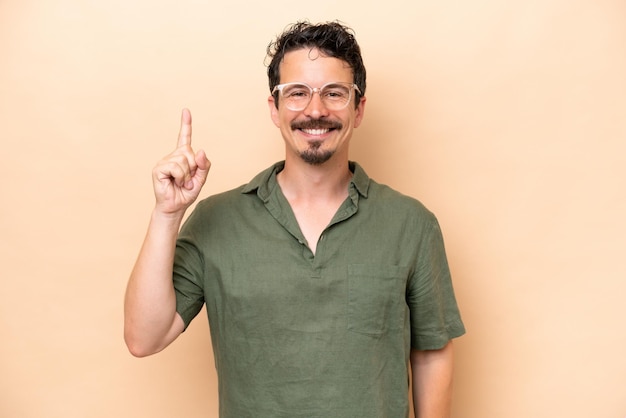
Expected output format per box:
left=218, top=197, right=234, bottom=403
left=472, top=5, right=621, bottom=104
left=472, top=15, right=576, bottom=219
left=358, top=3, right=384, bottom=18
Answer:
left=272, top=81, right=362, bottom=111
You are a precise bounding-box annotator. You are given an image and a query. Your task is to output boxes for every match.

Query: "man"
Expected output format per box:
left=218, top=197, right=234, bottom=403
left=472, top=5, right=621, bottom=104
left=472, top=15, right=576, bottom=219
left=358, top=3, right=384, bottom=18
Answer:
left=124, top=21, right=465, bottom=418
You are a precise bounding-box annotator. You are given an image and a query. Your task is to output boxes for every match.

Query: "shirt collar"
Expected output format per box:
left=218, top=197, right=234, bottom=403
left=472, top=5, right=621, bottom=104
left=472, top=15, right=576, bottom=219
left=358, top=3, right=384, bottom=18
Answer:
left=241, top=161, right=371, bottom=200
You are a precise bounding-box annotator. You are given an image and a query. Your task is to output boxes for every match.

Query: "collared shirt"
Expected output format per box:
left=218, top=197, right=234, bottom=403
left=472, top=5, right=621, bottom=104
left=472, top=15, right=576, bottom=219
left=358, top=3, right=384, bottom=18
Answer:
left=173, top=161, right=465, bottom=418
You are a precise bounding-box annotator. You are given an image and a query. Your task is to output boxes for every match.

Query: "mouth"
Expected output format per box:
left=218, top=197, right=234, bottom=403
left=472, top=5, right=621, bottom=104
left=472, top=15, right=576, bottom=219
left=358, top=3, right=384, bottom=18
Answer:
left=300, top=128, right=331, bottom=136
left=291, top=120, right=343, bottom=137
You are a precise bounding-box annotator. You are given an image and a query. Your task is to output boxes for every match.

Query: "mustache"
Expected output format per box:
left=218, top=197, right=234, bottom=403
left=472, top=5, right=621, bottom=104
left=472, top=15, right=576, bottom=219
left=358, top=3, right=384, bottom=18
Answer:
left=291, top=119, right=343, bottom=130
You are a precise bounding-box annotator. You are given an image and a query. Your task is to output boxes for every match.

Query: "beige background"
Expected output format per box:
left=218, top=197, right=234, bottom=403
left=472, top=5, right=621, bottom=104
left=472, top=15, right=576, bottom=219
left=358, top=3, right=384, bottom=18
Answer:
left=1, top=0, right=625, bottom=417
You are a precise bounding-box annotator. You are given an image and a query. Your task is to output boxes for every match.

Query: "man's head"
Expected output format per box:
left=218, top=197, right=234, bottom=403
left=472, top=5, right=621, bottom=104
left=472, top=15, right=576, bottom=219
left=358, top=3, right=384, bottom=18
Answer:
left=266, top=21, right=366, bottom=109
left=266, top=21, right=367, bottom=166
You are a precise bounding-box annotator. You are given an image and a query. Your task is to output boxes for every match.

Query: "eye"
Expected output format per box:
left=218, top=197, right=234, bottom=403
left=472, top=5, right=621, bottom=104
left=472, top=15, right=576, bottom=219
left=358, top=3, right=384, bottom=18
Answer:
left=322, top=85, right=349, bottom=100
left=283, top=85, right=310, bottom=99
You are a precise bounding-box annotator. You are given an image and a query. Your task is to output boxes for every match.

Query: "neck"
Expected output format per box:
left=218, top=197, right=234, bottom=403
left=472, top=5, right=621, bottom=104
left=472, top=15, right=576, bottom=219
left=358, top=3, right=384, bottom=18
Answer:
left=277, top=157, right=352, bottom=202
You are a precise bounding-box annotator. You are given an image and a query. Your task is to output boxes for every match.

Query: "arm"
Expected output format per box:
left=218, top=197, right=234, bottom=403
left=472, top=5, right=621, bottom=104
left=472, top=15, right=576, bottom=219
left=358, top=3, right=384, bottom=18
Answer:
left=124, top=109, right=210, bottom=357
left=410, top=341, right=455, bottom=418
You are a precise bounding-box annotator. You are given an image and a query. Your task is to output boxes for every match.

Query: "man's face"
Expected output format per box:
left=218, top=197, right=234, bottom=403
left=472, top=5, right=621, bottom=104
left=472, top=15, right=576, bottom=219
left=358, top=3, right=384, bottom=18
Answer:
left=268, top=48, right=366, bottom=166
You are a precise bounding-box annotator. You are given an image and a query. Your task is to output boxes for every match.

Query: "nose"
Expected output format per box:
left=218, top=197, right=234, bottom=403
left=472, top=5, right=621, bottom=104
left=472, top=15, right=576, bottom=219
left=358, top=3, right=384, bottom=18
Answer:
left=303, top=89, right=329, bottom=118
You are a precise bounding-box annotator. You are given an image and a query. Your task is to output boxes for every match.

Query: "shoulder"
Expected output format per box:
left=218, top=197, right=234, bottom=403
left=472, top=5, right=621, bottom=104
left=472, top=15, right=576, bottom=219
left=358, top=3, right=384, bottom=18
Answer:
left=192, top=161, right=283, bottom=213
left=352, top=161, right=435, bottom=221
left=366, top=179, right=438, bottom=223
left=191, top=184, right=252, bottom=217
left=179, top=184, right=255, bottom=242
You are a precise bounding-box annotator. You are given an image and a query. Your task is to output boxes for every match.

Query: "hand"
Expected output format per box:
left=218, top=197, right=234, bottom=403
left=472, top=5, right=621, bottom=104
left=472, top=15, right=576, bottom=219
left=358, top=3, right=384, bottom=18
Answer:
left=152, top=109, right=211, bottom=215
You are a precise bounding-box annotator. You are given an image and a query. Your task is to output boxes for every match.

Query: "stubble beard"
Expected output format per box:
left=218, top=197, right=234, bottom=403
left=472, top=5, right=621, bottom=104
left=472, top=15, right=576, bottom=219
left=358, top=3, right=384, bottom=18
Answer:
left=300, top=141, right=334, bottom=165
left=291, top=119, right=342, bottom=166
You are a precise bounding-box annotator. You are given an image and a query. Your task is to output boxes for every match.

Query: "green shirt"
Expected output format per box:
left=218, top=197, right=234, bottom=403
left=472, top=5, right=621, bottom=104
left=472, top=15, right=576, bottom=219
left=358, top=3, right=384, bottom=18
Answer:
left=173, top=161, right=465, bottom=418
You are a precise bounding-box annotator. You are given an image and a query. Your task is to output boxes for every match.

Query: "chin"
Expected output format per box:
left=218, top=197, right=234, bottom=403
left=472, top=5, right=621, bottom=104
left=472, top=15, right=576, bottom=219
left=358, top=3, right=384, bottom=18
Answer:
left=299, top=149, right=334, bottom=165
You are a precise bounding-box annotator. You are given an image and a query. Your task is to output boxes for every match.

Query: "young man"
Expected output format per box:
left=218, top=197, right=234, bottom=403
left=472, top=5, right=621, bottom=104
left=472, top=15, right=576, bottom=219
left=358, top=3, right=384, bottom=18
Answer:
left=124, top=21, right=465, bottom=418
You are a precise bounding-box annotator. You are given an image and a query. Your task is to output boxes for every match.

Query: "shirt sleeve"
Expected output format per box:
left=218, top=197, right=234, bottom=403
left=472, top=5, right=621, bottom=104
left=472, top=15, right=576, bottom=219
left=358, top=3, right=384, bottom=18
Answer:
left=172, top=211, right=206, bottom=330
left=407, top=216, right=465, bottom=350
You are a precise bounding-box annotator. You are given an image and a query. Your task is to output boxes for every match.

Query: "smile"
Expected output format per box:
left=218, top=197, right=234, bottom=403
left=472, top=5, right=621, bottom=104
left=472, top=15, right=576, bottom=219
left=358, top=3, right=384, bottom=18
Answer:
left=301, top=128, right=331, bottom=136
left=291, top=119, right=343, bottom=135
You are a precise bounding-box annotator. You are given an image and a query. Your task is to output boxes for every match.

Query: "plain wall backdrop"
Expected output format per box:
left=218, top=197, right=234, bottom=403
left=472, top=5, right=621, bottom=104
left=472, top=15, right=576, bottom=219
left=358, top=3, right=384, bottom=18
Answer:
left=1, top=0, right=625, bottom=417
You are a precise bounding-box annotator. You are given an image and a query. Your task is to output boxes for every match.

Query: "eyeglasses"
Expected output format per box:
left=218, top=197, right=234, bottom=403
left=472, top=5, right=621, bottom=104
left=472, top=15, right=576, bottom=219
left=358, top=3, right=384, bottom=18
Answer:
left=272, top=82, right=361, bottom=111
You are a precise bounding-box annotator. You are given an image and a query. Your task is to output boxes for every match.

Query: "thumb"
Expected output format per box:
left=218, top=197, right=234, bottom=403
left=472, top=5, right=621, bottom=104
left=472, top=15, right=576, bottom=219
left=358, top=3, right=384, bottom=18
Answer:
left=194, top=149, right=211, bottom=181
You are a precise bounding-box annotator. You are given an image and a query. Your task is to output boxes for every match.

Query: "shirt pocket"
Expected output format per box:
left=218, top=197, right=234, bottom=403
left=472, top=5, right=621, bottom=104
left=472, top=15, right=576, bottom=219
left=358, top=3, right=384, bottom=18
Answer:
left=347, top=264, right=409, bottom=336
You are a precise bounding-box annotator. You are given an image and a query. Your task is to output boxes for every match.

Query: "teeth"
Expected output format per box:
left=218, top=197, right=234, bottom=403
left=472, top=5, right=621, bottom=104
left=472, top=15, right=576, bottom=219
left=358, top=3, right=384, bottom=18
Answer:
left=302, top=129, right=330, bottom=136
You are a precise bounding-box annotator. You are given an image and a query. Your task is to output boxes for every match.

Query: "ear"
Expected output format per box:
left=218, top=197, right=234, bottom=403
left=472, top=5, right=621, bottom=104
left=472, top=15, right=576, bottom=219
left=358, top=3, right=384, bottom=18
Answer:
left=353, top=96, right=366, bottom=128
left=268, top=95, right=280, bottom=127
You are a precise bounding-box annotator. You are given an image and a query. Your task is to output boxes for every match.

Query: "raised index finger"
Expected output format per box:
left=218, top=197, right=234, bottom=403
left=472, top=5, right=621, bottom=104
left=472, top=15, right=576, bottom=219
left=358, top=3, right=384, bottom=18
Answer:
left=177, top=108, right=192, bottom=147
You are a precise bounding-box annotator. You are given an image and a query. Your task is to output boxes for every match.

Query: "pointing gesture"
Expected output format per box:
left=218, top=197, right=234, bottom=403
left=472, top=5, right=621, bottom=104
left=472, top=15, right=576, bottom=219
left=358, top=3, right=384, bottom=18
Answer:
left=152, top=109, right=211, bottom=215
left=177, top=107, right=192, bottom=147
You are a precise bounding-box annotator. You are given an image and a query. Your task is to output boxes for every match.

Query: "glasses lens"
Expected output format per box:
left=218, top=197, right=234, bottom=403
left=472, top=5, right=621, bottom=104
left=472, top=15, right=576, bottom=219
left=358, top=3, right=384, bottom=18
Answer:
left=281, top=84, right=311, bottom=111
left=320, top=84, right=351, bottom=109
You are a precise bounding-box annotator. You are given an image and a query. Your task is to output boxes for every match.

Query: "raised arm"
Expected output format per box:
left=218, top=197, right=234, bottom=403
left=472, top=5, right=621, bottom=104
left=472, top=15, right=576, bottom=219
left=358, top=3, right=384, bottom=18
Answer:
left=124, top=109, right=210, bottom=357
